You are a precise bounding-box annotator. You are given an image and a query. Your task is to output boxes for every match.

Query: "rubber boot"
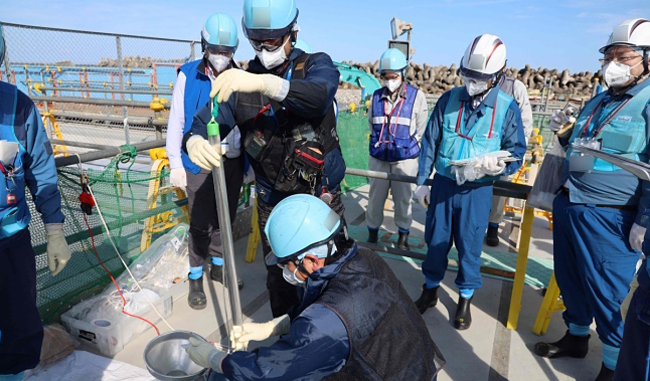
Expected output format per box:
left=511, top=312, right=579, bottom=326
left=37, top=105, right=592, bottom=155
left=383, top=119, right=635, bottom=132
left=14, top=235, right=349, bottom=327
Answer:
left=415, top=285, right=439, bottom=314
left=454, top=296, right=473, bottom=330
left=188, top=276, right=207, bottom=310
left=397, top=231, right=410, bottom=251
left=533, top=331, right=590, bottom=358
left=210, top=264, right=244, bottom=290
left=367, top=229, right=378, bottom=244
left=594, top=363, right=614, bottom=381
left=485, top=225, right=499, bottom=247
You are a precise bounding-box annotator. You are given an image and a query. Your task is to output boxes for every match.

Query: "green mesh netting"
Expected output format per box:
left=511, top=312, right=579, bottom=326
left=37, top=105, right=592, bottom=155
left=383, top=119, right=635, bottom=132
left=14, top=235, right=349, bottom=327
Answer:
left=29, top=151, right=187, bottom=324
left=337, top=109, right=370, bottom=192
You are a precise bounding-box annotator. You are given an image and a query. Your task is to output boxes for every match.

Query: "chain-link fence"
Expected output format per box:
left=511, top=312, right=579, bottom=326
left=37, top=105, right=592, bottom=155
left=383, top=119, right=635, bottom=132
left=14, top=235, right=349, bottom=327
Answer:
left=1, top=22, right=200, bottom=149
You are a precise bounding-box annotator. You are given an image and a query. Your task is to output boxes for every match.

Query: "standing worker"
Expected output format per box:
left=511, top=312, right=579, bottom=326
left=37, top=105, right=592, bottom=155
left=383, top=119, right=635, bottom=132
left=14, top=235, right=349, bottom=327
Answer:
left=0, top=23, right=71, bottom=381
left=166, top=13, right=244, bottom=310
left=484, top=36, right=534, bottom=246
left=366, top=48, right=428, bottom=250
left=413, top=34, right=526, bottom=329
left=183, top=0, right=346, bottom=318
left=185, top=194, right=445, bottom=381
left=534, top=18, right=650, bottom=381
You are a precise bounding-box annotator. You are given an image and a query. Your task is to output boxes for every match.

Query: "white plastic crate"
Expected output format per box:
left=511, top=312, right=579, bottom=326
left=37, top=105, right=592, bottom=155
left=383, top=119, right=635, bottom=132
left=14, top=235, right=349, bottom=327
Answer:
left=61, top=287, right=173, bottom=357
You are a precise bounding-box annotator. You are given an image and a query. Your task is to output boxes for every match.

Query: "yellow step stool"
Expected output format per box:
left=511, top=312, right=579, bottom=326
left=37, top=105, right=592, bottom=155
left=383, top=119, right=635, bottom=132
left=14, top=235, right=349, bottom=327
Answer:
left=533, top=272, right=566, bottom=335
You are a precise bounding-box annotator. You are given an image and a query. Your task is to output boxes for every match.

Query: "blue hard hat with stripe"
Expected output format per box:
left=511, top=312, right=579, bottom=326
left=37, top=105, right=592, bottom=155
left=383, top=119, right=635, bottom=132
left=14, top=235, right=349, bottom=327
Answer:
left=201, top=13, right=239, bottom=54
left=242, top=0, right=299, bottom=41
left=379, top=48, right=408, bottom=73
left=264, top=194, right=342, bottom=266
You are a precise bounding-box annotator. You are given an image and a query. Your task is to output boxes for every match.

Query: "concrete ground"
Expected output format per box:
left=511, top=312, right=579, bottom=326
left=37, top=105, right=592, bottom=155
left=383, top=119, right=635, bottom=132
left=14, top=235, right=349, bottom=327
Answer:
left=86, top=184, right=600, bottom=381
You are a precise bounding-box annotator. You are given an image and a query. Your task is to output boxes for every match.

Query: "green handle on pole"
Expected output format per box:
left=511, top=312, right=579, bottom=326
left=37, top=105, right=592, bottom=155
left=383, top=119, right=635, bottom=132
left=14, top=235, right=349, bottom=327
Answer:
left=207, top=98, right=220, bottom=137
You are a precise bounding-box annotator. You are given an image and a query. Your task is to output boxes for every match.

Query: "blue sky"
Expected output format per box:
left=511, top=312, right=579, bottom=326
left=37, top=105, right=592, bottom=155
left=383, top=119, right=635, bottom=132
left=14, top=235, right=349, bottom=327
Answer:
left=1, top=0, right=649, bottom=73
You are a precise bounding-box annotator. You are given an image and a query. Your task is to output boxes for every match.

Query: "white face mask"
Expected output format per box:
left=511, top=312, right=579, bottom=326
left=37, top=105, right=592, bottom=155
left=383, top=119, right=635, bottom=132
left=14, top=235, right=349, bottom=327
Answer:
left=603, top=60, right=642, bottom=88
left=255, top=38, right=290, bottom=70
left=384, top=78, right=402, bottom=93
left=208, top=54, right=230, bottom=74
left=282, top=266, right=305, bottom=286
left=463, top=76, right=490, bottom=96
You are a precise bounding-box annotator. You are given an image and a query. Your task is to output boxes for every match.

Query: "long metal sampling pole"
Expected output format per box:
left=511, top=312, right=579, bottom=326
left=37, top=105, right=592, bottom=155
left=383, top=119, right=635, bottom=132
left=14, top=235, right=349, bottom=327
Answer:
left=207, top=99, right=244, bottom=328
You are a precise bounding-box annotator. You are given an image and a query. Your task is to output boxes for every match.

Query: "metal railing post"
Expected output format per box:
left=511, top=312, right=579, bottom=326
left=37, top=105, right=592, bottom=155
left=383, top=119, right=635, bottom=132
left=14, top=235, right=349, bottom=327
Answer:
left=116, top=36, right=130, bottom=144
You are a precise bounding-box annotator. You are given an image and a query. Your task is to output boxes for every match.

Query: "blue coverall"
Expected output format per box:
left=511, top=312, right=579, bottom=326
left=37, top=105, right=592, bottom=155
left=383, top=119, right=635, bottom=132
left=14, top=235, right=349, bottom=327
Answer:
left=416, top=86, right=526, bottom=292
left=0, top=81, right=64, bottom=378
left=554, top=79, right=650, bottom=370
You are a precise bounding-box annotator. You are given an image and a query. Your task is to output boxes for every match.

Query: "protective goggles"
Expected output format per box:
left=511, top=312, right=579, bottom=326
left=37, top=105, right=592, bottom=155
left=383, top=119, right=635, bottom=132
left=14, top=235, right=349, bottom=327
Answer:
left=203, top=42, right=236, bottom=56
left=265, top=251, right=306, bottom=267
left=458, top=65, right=496, bottom=81
left=249, top=35, right=288, bottom=52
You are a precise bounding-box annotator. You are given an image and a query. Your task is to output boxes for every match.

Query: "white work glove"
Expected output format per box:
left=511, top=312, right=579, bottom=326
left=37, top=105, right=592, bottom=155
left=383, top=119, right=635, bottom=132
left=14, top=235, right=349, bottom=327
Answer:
left=549, top=109, right=576, bottom=132
left=169, top=167, right=187, bottom=190
left=621, top=274, right=639, bottom=321
left=230, top=314, right=291, bottom=351
left=185, top=337, right=227, bottom=372
left=414, top=185, right=430, bottom=209
left=479, top=155, right=506, bottom=176
left=243, top=166, right=256, bottom=184
left=211, top=69, right=284, bottom=103
left=186, top=135, right=222, bottom=171
left=45, top=223, right=72, bottom=276
left=221, top=126, right=242, bottom=159
left=629, top=223, right=647, bottom=252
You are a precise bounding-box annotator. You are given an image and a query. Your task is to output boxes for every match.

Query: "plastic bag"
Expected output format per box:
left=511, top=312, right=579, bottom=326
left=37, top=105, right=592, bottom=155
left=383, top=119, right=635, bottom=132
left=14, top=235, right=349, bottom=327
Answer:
left=527, top=135, right=566, bottom=211
left=452, top=156, right=484, bottom=185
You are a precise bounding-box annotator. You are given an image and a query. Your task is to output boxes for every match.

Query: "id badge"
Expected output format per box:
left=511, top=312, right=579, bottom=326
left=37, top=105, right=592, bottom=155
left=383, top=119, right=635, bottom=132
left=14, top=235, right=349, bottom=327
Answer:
left=569, top=153, right=595, bottom=172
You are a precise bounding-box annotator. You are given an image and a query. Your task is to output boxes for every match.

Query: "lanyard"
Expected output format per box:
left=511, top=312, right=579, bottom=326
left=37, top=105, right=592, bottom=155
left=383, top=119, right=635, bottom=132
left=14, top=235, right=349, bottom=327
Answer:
left=253, top=62, right=294, bottom=124
left=376, top=94, right=406, bottom=145
left=580, top=97, right=631, bottom=138
left=455, top=97, right=499, bottom=141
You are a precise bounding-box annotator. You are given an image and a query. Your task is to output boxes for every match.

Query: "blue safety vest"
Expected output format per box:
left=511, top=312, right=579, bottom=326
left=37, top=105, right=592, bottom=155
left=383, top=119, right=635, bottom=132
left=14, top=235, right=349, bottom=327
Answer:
left=0, top=83, right=30, bottom=239
left=435, top=87, right=514, bottom=181
left=567, top=85, right=650, bottom=172
left=178, top=59, right=213, bottom=174
left=369, top=84, right=420, bottom=162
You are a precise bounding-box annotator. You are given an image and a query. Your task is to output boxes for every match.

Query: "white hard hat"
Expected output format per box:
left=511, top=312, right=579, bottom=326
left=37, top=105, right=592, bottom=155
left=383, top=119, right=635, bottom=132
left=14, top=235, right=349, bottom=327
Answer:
left=599, top=18, right=650, bottom=54
left=460, top=34, right=507, bottom=80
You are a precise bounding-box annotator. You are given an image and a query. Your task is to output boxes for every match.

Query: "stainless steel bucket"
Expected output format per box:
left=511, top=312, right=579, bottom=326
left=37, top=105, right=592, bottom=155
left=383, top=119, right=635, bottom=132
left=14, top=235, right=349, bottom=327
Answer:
left=144, top=331, right=208, bottom=381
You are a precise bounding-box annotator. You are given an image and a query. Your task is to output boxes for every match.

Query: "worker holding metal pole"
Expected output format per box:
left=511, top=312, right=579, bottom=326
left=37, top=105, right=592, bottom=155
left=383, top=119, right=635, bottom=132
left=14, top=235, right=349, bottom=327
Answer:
left=185, top=194, right=445, bottom=380
left=413, top=34, right=526, bottom=329
left=166, top=13, right=245, bottom=311
left=0, top=23, right=71, bottom=381
left=184, top=0, right=346, bottom=319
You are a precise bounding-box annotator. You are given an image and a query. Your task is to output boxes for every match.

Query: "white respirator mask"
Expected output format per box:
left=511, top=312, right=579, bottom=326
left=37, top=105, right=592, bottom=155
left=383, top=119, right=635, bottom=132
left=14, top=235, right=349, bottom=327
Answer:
left=463, top=76, right=490, bottom=96
left=384, top=77, right=402, bottom=93
left=256, top=38, right=290, bottom=70
left=282, top=266, right=305, bottom=286
left=208, top=54, right=231, bottom=74
left=603, top=60, right=642, bottom=88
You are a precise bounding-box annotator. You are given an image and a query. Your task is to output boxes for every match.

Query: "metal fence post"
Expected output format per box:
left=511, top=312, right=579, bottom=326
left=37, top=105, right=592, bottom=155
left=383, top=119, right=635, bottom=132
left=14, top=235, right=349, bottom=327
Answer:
left=1, top=27, right=13, bottom=84
left=116, top=36, right=130, bottom=144
left=190, top=41, right=196, bottom=61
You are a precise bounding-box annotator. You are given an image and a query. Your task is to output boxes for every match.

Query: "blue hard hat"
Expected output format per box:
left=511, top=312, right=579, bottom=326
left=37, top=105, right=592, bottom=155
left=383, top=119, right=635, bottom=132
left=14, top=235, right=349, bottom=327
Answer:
left=264, top=194, right=342, bottom=266
left=379, top=48, right=408, bottom=73
left=294, top=38, right=312, bottom=53
left=201, top=13, right=239, bottom=54
left=242, top=0, right=299, bottom=41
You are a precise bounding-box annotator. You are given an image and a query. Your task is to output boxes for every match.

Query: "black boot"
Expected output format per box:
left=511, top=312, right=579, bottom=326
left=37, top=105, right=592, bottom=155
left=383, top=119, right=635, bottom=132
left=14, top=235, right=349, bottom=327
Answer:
left=210, top=264, right=244, bottom=290
left=454, top=296, right=473, bottom=330
left=533, top=331, right=590, bottom=358
left=367, top=229, right=378, bottom=244
left=397, top=231, right=410, bottom=250
left=415, top=285, right=439, bottom=314
left=188, top=276, right=207, bottom=310
left=594, top=363, right=614, bottom=381
left=485, top=225, right=499, bottom=247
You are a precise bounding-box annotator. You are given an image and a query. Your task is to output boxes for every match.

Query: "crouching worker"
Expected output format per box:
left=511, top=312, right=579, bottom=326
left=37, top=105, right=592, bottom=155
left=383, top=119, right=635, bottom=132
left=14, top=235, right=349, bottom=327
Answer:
left=185, top=194, right=445, bottom=380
